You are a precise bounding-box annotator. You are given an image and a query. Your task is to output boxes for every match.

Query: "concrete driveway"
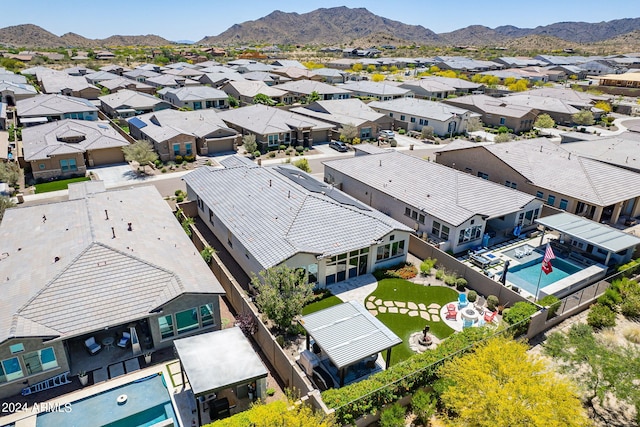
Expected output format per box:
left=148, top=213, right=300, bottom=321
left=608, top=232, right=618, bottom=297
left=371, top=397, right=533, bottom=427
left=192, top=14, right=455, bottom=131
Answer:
left=89, top=163, right=154, bottom=188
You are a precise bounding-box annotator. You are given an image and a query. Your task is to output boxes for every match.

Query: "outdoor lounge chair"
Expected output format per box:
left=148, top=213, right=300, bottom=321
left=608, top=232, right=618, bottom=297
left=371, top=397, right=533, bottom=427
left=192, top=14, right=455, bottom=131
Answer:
left=446, top=303, right=458, bottom=320
left=484, top=311, right=498, bottom=323
left=523, top=246, right=533, bottom=256
left=117, top=332, right=131, bottom=348
left=458, top=293, right=469, bottom=309
left=84, top=337, right=102, bottom=355
left=514, top=249, right=524, bottom=258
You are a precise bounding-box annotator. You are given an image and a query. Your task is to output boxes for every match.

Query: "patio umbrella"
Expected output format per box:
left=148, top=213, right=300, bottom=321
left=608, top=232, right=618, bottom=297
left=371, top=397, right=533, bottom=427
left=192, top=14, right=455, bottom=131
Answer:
left=501, top=260, right=510, bottom=286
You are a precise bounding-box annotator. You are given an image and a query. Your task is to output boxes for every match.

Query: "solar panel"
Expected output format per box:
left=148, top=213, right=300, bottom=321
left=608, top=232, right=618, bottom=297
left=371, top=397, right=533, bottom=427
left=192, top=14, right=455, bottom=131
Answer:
left=128, top=117, right=147, bottom=129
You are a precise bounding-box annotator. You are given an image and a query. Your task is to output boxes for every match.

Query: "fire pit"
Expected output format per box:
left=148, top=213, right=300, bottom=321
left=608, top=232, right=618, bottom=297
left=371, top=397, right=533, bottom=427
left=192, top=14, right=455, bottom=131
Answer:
left=460, top=307, right=480, bottom=323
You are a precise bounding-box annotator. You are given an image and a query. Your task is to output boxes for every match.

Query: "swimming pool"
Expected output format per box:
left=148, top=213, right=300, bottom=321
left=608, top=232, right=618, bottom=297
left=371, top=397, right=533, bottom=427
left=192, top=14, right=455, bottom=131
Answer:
left=37, top=374, right=177, bottom=427
left=506, top=257, right=582, bottom=296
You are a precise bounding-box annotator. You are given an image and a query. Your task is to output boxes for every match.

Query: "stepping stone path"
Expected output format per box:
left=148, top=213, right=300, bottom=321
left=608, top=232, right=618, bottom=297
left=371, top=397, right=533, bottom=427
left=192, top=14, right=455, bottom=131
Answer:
left=366, top=298, right=444, bottom=325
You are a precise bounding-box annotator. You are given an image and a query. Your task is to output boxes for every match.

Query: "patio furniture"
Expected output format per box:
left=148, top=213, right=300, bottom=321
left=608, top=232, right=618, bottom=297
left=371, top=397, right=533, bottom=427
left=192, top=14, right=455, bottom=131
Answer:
left=523, top=245, right=533, bottom=256
left=514, top=249, right=524, bottom=258
left=445, top=303, right=458, bottom=320
left=462, top=318, right=474, bottom=329
left=458, top=293, right=469, bottom=309
left=84, top=337, right=102, bottom=355
left=484, top=311, right=498, bottom=323
left=101, top=336, right=115, bottom=351
left=117, top=331, right=131, bottom=348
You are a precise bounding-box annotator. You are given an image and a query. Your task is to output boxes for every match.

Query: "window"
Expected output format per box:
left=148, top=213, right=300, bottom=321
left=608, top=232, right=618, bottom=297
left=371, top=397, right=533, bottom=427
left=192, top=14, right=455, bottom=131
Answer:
left=158, top=315, right=174, bottom=339
left=0, top=357, right=24, bottom=383
left=200, top=304, right=215, bottom=327
left=400, top=115, right=406, bottom=121
left=389, top=113, right=393, bottom=117
left=375, top=239, right=404, bottom=263
left=410, top=117, right=416, bottom=123
left=267, top=134, right=279, bottom=146
left=208, top=207, right=214, bottom=225
left=547, top=195, right=556, bottom=206
left=185, top=143, right=192, bottom=156
left=39, top=164, right=45, bottom=170
left=499, top=117, right=506, bottom=125
left=419, top=119, right=429, bottom=126
left=69, top=159, right=77, bottom=171
left=193, top=101, right=202, bottom=110
left=411, top=211, right=418, bottom=220
left=441, top=225, right=450, bottom=240
left=206, top=100, right=214, bottom=108
left=9, top=344, right=24, bottom=354
left=176, top=309, right=199, bottom=335
left=197, top=197, right=203, bottom=210
left=477, top=171, right=488, bottom=180
left=505, top=180, right=517, bottom=189
left=173, top=143, right=180, bottom=156
left=536, top=191, right=544, bottom=199
left=432, top=221, right=441, bottom=236
left=559, top=199, right=568, bottom=210
left=458, top=225, right=482, bottom=244
left=360, top=127, right=372, bottom=139
left=22, top=347, right=58, bottom=375
left=60, top=159, right=69, bottom=172
left=405, top=207, right=411, bottom=217
left=418, top=214, right=425, bottom=224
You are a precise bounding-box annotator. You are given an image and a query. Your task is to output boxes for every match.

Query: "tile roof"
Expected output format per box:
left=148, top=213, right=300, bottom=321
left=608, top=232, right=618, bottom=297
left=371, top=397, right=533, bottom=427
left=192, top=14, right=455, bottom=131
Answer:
left=341, top=81, right=412, bottom=97
left=369, top=98, right=470, bottom=121
left=160, top=86, right=228, bottom=101
left=99, top=89, right=169, bottom=110
left=128, top=109, right=236, bottom=140
left=291, top=99, right=385, bottom=127
left=559, top=135, right=640, bottom=173
left=16, top=94, right=98, bottom=118
left=218, top=104, right=334, bottom=135
left=223, top=80, right=289, bottom=98
left=323, top=150, right=537, bottom=226
left=443, top=94, right=536, bottom=118
left=276, top=80, right=351, bottom=95
left=183, top=161, right=411, bottom=270
left=0, top=185, right=223, bottom=343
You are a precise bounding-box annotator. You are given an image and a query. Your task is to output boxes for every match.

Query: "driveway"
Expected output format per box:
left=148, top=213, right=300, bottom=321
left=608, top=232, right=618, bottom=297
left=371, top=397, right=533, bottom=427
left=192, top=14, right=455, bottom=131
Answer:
left=89, top=163, right=149, bottom=188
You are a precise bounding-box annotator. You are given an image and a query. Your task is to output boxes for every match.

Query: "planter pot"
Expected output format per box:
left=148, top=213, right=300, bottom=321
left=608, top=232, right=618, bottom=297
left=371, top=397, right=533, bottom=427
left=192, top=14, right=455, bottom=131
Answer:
left=144, top=354, right=152, bottom=364
left=79, top=375, right=88, bottom=386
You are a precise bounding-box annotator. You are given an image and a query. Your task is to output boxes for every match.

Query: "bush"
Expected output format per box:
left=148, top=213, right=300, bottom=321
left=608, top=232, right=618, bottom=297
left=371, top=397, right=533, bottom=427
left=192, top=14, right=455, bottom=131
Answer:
left=587, top=303, right=616, bottom=329
left=154, top=159, right=163, bottom=168
left=620, top=295, right=640, bottom=318
left=420, top=258, right=437, bottom=276
left=268, top=151, right=276, bottom=158
left=389, top=138, right=398, bottom=147
left=455, top=277, right=468, bottom=291
left=176, top=195, right=184, bottom=203
left=379, top=403, right=406, bottom=427
left=502, top=302, right=537, bottom=325
left=487, top=295, right=499, bottom=311
left=623, top=324, right=640, bottom=344
left=253, top=150, right=261, bottom=158
left=497, top=126, right=509, bottom=134
left=435, top=269, right=445, bottom=280
left=538, top=295, right=561, bottom=318
left=467, top=290, right=477, bottom=302
left=175, top=155, right=183, bottom=163
left=373, top=262, right=418, bottom=280
left=444, top=275, right=457, bottom=286
left=278, top=145, right=286, bottom=151
left=295, top=145, right=304, bottom=153
left=266, top=387, right=276, bottom=396
left=352, top=137, right=361, bottom=145
left=161, top=167, right=167, bottom=173
left=597, top=287, right=622, bottom=309
left=184, top=155, right=195, bottom=162
left=411, top=389, right=436, bottom=425
left=398, top=128, right=406, bottom=135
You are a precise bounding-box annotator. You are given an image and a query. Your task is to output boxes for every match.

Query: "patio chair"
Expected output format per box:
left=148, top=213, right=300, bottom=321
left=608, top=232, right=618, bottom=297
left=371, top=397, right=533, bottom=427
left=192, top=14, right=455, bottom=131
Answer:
left=117, top=331, right=131, bottom=349
left=462, top=318, right=474, bottom=329
left=523, top=246, right=533, bottom=256
left=458, top=293, right=469, bottom=309
left=84, top=336, right=102, bottom=355
left=484, top=311, right=498, bottom=323
left=514, top=249, right=524, bottom=258
left=445, top=304, right=458, bottom=320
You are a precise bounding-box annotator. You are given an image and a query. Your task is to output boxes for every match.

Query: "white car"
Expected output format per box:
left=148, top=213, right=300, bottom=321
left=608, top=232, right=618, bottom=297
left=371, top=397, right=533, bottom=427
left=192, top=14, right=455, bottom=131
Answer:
left=379, top=130, right=395, bottom=140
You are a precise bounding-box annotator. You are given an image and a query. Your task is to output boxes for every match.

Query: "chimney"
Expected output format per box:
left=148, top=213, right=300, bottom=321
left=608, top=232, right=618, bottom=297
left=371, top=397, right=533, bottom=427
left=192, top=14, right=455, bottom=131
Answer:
left=105, top=209, right=109, bottom=220
left=127, top=222, right=132, bottom=231
left=111, top=227, right=116, bottom=239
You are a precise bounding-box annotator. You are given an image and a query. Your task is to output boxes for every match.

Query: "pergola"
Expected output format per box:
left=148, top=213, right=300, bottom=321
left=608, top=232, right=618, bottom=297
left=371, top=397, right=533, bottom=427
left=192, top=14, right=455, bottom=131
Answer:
left=536, top=213, right=640, bottom=265
left=299, top=301, right=402, bottom=386
left=174, top=327, right=267, bottom=425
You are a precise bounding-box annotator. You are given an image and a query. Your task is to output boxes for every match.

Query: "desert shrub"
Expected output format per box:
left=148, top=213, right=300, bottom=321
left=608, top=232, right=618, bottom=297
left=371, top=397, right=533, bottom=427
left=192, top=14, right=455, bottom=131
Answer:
left=411, top=389, right=436, bottom=425
left=374, top=262, right=418, bottom=280
left=455, top=278, right=468, bottom=291
left=538, top=295, right=561, bottom=318
left=379, top=403, right=406, bottom=427
left=587, top=303, right=616, bottom=329
left=420, top=258, right=437, bottom=275
left=295, top=145, right=304, bottom=153
left=253, top=150, right=261, bottom=158
left=623, top=324, right=640, bottom=344
left=467, top=290, right=477, bottom=303
left=268, top=151, right=276, bottom=158
left=184, top=155, right=195, bottom=162
left=620, top=295, right=640, bottom=318
left=161, top=167, right=167, bottom=173
left=487, top=295, right=499, bottom=311
left=435, top=269, right=445, bottom=280
left=444, top=275, right=457, bottom=286
left=398, top=128, right=406, bottom=135
left=597, top=287, right=622, bottom=309
left=352, top=137, right=361, bottom=145
left=389, top=139, right=398, bottom=147
left=175, top=155, right=183, bottom=163
left=279, top=144, right=286, bottom=151
left=154, top=159, right=163, bottom=168
left=502, top=302, right=537, bottom=325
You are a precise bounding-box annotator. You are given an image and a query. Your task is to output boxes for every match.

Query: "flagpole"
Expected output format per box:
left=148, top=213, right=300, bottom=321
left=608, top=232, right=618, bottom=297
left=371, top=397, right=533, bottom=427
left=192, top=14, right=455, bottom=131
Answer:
left=534, top=261, right=544, bottom=301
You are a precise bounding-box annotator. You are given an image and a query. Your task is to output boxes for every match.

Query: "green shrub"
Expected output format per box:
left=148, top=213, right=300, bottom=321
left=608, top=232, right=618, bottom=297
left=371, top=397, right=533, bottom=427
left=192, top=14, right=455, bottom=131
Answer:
left=537, top=295, right=561, bottom=318
left=502, top=301, right=537, bottom=326
left=411, top=389, right=436, bottom=425
left=435, top=269, right=445, bottom=280
left=597, top=287, right=622, bottom=309
left=467, top=290, right=477, bottom=303
left=620, top=295, right=640, bottom=318
left=253, top=150, right=261, bottom=158
left=265, top=387, right=276, bottom=396
left=455, top=278, right=468, bottom=291
left=184, top=155, right=195, bottom=162
left=398, top=128, right=406, bottom=135
left=279, top=144, right=286, bottom=151
left=419, top=258, right=437, bottom=275
left=587, top=303, right=616, bottom=329
left=175, top=155, right=183, bottom=163
left=352, top=137, right=361, bottom=145
left=444, top=275, right=457, bottom=286
left=154, top=159, right=163, bottom=168
left=389, top=138, right=398, bottom=147
left=268, top=151, right=276, bottom=158
left=487, top=295, right=499, bottom=311
left=161, top=167, right=167, bottom=173
left=200, top=246, right=216, bottom=263
left=176, top=195, right=184, bottom=203
left=275, top=335, right=285, bottom=348
left=295, top=145, right=304, bottom=153
left=379, top=403, right=405, bottom=427
left=373, top=262, right=418, bottom=280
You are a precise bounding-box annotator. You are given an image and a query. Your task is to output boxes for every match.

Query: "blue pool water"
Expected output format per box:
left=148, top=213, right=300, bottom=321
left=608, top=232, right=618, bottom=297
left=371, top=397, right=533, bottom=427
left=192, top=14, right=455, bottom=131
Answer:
left=37, top=374, right=177, bottom=427
left=507, top=257, right=582, bottom=296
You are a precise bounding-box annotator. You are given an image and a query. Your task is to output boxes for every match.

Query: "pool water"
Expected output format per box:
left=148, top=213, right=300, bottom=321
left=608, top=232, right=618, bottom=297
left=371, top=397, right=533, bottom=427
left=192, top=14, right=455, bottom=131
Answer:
left=506, top=257, right=582, bottom=296
left=37, top=374, right=177, bottom=427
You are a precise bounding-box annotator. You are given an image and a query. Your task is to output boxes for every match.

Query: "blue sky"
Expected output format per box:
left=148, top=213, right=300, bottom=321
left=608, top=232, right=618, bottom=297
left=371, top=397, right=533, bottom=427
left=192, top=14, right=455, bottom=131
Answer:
left=2, top=0, right=639, bottom=41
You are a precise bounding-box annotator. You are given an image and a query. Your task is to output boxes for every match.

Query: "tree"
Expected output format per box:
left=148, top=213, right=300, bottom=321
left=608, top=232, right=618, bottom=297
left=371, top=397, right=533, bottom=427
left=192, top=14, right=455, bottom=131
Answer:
left=594, top=101, right=612, bottom=113
left=544, top=323, right=640, bottom=425
left=351, top=63, right=363, bottom=73
left=251, top=265, right=314, bottom=333
left=122, top=141, right=159, bottom=173
left=366, top=64, right=376, bottom=73
left=305, top=91, right=320, bottom=104
left=466, top=116, right=483, bottom=132
left=339, top=123, right=358, bottom=143
left=534, top=113, right=555, bottom=128
left=227, top=95, right=239, bottom=108
left=507, top=79, right=529, bottom=92
left=0, top=161, right=20, bottom=189
left=292, top=158, right=311, bottom=173
left=572, top=110, right=595, bottom=126
left=421, top=126, right=434, bottom=140
left=0, top=196, right=16, bottom=224
left=253, top=93, right=275, bottom=106
left=371, top=73, right=385, bottom=82
left=243, top=134, right=257, bottom=154
left=494, top=133, right=512, bottom=143
left=210, top=399, right=336, bottom=427
left=438, top=336, right=591, bottom=427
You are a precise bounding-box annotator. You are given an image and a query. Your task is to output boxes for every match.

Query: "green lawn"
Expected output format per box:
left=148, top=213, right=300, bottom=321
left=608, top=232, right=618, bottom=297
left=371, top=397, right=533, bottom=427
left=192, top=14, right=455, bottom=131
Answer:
left=35, top=176, right=91, bottom=194
left=369, top=279, right=458, bottom=365
left=302, top=295, right=343, bottom=315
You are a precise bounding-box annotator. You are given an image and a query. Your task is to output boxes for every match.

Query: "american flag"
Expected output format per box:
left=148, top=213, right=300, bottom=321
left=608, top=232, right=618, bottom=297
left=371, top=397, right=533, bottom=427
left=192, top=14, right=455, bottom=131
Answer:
left=541, top=243, right=555, bottom=275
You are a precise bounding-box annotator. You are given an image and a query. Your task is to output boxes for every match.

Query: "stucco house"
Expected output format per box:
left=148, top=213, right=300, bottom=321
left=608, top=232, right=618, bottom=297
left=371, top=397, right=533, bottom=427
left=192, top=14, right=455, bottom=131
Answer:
left=0, top=81, right=38, bottom=106
left=16, top=94, right=99, bottom=127
left=443, top=94, right=538, bottom=133
left=22, top=119, right=129, bottom=179
left=275, top=80, right=351, bottom=102
left=99, top=89, right=172, bottom=119
left=341, top=81, right=414, bottom=101
left=184, top=158, right=412, bottom=286
left=158, top=86, right=229, bottom=110
left=221, top=80, right=293, bottom=106
left=0, top=183, right=224, bottom=400
left=324, top=148, right=543, bottom=254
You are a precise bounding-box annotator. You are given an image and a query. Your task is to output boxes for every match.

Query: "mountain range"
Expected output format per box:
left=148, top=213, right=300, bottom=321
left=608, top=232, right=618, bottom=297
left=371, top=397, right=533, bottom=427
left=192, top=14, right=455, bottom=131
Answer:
left=1, top=8, right=640, bottom=49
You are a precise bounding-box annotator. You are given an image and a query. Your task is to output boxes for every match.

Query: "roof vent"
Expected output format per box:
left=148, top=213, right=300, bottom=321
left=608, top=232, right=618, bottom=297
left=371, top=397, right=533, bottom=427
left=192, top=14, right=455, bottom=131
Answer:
left=127, top=222, right=133, bottom=231
left=54, top=256, right=60, bottom=263
left=105, top=209, right=109, bottom=220
left=111, top=227, right=116, bottom=239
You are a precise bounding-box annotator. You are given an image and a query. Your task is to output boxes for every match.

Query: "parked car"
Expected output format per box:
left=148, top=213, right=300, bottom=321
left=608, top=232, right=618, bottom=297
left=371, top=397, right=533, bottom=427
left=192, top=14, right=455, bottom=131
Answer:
left=379, top=129, right=395, bottom=140
left=329, top=141, right=349, bottom=152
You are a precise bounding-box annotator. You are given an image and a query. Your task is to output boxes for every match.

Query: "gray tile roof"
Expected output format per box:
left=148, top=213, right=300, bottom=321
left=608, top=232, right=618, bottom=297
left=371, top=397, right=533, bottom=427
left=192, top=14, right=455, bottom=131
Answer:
left=558, top=135, right=640, bottom=173
left=324, top=150, right=537, bottom=227
left=369, top=98, right=470, bottom=122
left=98, top=77, right=153, bottom=92
left=222, top=80, right=289, bottom=98
left=443, top=94, right=536, bottom=118
left=300, top=301, right=401, bottom=369
left=128, top=109, right=237, bottom=140
left=291, top=99, right=385, bottom=127
left=536, top=213, right=640, bottom=253
left=0, top=185, right=223, bottom=343
left=276, top=80, right=351, bottom=96
left=40, top=73, right=99, bottom=94
left=183, top=161, right=411, bottom=270
left=0, top=80, right=37, bottom=96
left=217, top=104, right=334, bottom=135
left=17, top=94, right=98, bottom=118
left=21, top=119, right=129, bottom=161
left=482, top=138, right=640, bottom=205
left=341, top=81, right=412, bottom=97
left=99, top=89, right=170, bottom=111
left=160, top=86, right=227, bottom=102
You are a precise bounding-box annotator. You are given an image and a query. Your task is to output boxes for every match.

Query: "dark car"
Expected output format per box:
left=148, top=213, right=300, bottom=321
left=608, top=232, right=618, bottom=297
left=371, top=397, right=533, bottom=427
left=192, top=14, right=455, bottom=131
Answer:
left=329, top=141, right=349, bottom=152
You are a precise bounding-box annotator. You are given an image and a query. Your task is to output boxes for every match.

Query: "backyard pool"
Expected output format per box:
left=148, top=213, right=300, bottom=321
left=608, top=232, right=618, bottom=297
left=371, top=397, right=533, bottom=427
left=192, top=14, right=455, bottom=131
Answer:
left=506, top=257, right=582, bottom=296
left=37, top=373, right=176, bottom=427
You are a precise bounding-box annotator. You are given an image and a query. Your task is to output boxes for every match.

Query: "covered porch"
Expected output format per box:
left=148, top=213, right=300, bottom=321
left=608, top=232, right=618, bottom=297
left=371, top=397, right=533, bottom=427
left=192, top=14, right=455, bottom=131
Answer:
left=173, top=327, right=268, bottom=426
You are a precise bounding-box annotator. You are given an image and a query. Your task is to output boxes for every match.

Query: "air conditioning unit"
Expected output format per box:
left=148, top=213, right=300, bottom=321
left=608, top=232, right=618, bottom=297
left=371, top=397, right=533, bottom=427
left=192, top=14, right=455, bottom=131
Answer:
left=298, top=350, right=319, bottom=376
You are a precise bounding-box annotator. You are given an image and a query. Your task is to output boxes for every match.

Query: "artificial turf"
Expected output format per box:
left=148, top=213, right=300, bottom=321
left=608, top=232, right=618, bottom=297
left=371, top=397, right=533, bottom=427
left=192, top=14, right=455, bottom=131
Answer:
left=302, top=295, right=343, bottom=315
left=34, top=176, right=91, bottom=193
